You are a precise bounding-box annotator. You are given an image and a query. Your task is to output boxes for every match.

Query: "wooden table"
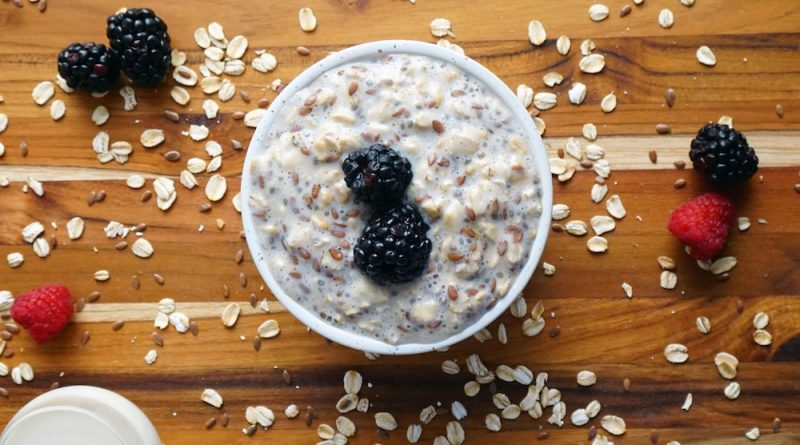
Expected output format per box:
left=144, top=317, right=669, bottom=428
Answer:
left=1, top=1, right=798, bottom=443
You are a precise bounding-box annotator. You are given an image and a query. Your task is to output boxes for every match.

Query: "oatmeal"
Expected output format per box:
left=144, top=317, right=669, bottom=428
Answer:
left=247, top=53, right=543, bottom=345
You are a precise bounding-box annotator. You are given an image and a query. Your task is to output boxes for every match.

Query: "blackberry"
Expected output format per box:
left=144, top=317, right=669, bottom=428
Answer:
left=689, top=123, right=758, bottom=185
left=57, top=43, right=120, bottom=94
left=354, top=204, right=432, bottom=285
left=342, top=144, right=413, bottom=208
left=107, top=8, right=171, bottom=88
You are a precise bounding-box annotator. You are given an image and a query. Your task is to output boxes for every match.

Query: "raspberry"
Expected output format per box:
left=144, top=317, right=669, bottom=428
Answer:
left=10, top=285, right=74, bottom=343
left=667, top=192, right=735, bottom=260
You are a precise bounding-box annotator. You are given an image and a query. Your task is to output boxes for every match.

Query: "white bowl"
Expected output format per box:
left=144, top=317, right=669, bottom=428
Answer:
left=241, top=40, right=552, bottom=355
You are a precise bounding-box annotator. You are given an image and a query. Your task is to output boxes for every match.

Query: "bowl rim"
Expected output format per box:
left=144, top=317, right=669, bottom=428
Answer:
left=241, top=39, right=553, bottom=355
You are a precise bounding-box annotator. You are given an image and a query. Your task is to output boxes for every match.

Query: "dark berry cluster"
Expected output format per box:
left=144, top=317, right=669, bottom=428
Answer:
left=690, top=123, right=758, bottom=185
left=57, top=8, right=171, bottom=94
left=343, top=145, right=432, bottom=285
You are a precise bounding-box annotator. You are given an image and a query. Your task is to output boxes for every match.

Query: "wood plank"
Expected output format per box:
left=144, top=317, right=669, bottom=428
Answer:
left=1, top=168, right=798, bottom=302
left=1, top=131, right=799, bottom=183
left=0, top=31, right=799, bottom=173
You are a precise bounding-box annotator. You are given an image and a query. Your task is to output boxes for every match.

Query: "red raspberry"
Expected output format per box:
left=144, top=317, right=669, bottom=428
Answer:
left=10, top=285, right=74, bottom=344
left=667, top=192, right=735, bottom=260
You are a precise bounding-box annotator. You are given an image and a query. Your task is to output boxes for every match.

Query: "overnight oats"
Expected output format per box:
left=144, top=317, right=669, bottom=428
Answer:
left=246, top=52, right=544, bottom=345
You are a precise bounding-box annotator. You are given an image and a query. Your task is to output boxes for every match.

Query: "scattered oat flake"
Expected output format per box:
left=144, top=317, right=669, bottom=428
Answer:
left=697, top=45, right=717, bottom=66
left=588, top=4, right=609, bottom=21
left=202, top=388, right=224, bottom=408
left=621, top=282, right=633, bottom=298
left=664, top=343, right=688, bottom=363
left=298, top=7, right=317, bottom=32
left=32, top=81, right=55, bottom=105
left=430, top=18, right=453, bottom=37
left=528, top=20, right=546, bottom=46
left=681, top=393, right=693, bottom=411
left=600, top=415, right=626, bottom=436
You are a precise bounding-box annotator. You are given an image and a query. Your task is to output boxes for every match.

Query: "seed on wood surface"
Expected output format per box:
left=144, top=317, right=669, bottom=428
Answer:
left=664, top=343, right=688, bottom=363
left=665, top=88, right=676, bottom=107
left=773, top=418, right=782, bottom=432
left=775, top=104, right=785, bottom=118
left=220, top=412, right=230, bottom=427
left=648, top=150, right=658, bottom=164
left=699, top=257, right=727, bottom=275
left=242, top=424, right=257, bottom=436
left=658, top=8, right=674, bottom=28
left=588, top=4, right=609, bottom=21
left=153, top=273, right=165, bottom=285
left=620, top=4, right=632, bottom=16
left=19, top=141, right=29, bottom=157
left=606, top=195, right=626, bottom=219
left=296, top=45, right=311, bottom=56
left=528, top=20, right=546, bottom=46
left=485, top=413, right=502, bottom=432
left=151, top=332, right=164, bottom=347
left=736, top=298, right=745, bottom=313
left=201, top=388, right=223, bottom=408
left=221, top=303, right=240, bottom=327
left=144, top=349, right=158, bottom=365
left=374, top=412, right=397, bottom=431
left=673, top=178, right=687, bottom=189
left=696, top=316, right=711, bottom=334
left=696, top=45, right=717, bottom=66
left=298, top=7, right=317, bottom=32
left=601, top=415, right=626, bottom=436
left=131, top=238, right=154, bottom=258
left=753, top=312, right=769, bottom=329
left=556, top=35, right=570, bottom=55
left=429, top=17, right=453, bottom=37
left=111, top=320, right=124, bottom=331
left=724, top=381, right=741, bottom=399
left=673, top=160, right=686, bottom=170
left=656, top=123, right=671, bottom=134
left=577, top=370, right=597, bottom=386
left=343, top=369, right=362, bottom=394
left=745, top=427, right=760, bottom=441
left=715, top=352, right=739, bottom=379
left=141, top=190, right=152, bottom=202
left=568, top=82, right=587, bottom=105
left=204, top=418, right=216, bottom=430
left=650, top=430, right=659, bottom=444
left=660, top=270, right=678, bottom=289
left=258, top=319, right=280, bottom=338
left=32, top=81, right=55, bottom=105
left=753, top=329, right=772, bottom=346
left=579, top=54, right=606, bottom=74
left=600, top=92, right=617, bottom=112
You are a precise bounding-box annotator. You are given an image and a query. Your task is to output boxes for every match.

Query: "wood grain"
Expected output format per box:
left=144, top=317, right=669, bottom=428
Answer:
left=0, top=0, right=799, bottom=444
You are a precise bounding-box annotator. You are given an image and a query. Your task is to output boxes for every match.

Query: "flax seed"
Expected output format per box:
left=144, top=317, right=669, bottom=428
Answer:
left=112, top=320, right=124, bottom=331
left=674, top=160, right=686, bottom=169
left=665, top=88, right=676, bottom=107
left=239, top=272, right=248, bottom=287
left=115, top=241, right=128, bottom=250
left=221, top=412, right=230, bottom=427
left=656, top=123, right=671, bottom=134
left=205, top=418, right=217, bottom=429
left=648, top=150, right=658, bottom=163
left=96, top=190, right=106, bottom=202
left=736, top=298, right=744, bottom=313
left=253, top=337, right=262, bottom=351
left=75, top=298, right=86, bottom=313
left=235, top=249, right=244, bottom=264
left=87, top=291, right=101, bottom=303
left=432, top=120, right=444, bottom=133
left=153, top=273, right=165, bottom=285
left=258, top=98, right=271, bottom=108
left=297, top=46, right=311, bottom=56
left=131, top=275, right=140, bottom=289
left=649, top=430, right=659, bottom=444
left=141, top=190, right=153, bottom=202
left=222, top=284, right=230, bottom=298
left=674, top=179, right=687, bottom=189
left=20, top=141, right=28, bottom=157
left=80, top=330, right=91, bottom=345
left=775, top=104, right=784, bottom=118
left=283, top=369, right=292, bottom=385
left=232, top=111, right=246, bottom=120
left=164, top=110, right=180, bottom=122
left=623, top=378, right=631, bottom=392
left=620, top=4, right=632, bottom=16
left=190, top=321, right=199, bottom=336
